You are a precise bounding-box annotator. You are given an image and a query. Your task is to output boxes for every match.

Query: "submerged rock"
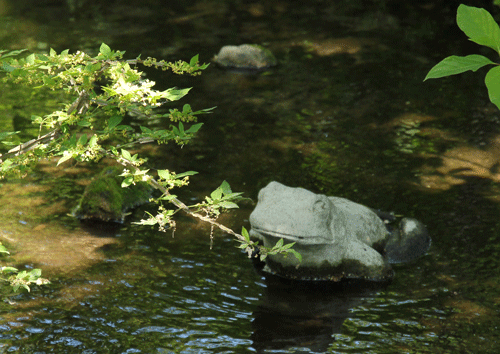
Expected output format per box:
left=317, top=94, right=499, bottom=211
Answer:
left=73, top=167, right=152, bottom=223
left=249, top=181, right=431, bottom=282
left=213, top=44, right=277, bottom=70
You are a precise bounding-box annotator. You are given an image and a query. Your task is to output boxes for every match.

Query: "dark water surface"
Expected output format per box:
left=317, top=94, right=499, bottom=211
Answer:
left=1, top=0, right=500, bottom=353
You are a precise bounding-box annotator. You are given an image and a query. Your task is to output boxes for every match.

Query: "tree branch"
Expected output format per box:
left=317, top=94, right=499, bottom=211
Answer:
left=0, top=130, right=60, bottom=163
left=0, top=90, right=90, bottom=163
left=107, top=150, right=248, bottom=243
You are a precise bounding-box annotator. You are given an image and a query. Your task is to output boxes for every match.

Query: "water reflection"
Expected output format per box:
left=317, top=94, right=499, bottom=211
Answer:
left=251, top=275, right=386, bottom=353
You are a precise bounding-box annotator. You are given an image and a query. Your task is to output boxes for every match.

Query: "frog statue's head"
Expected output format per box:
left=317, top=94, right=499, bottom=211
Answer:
left=248, top=181, right=430, bottom=282
left=250, top=181, right=338, bottom=244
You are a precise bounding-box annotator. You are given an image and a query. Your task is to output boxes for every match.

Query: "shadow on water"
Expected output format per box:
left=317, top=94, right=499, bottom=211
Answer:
left=2, top=0, right=500, bottom=353
left=251, top=276, right=389, bottom=353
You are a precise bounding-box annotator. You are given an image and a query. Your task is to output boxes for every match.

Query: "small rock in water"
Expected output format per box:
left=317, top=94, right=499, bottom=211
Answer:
left=73, top=166, right=152, bottom=223
left=213, top=44, right=277, bottom=70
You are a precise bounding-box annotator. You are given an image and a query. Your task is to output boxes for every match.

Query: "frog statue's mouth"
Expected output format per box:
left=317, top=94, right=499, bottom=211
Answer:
left=249, top=227, right=332, bottom=244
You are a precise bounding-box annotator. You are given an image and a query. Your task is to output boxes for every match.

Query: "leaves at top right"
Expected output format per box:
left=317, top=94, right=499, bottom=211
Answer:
left=424, top=5, right=500, bottom=110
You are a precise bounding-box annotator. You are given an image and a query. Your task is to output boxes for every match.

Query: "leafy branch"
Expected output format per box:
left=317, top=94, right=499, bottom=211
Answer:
left=0, top=43, right=301, bottom=287
left=424, top=5, right=500, bottom=110
left=1, top=243, right=50, bottom=293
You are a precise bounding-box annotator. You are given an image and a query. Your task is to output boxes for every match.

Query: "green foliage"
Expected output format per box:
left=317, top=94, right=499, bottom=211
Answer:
left=0, top=44, right=211, bottom=175
left=0, top=243, right=8, bottom=255
left=0, top=43, right=302, bottom=292
left=236, top=228, right=302, bottom=263
left=424, top=5, right=500, bottom=110
left=1, top=242, right=50, bottom=293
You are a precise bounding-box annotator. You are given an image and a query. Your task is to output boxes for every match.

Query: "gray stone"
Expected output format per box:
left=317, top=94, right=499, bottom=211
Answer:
left=249, top=181, right=430, bottom=282
left=213, top=44, right=277, bottom=70
left=385, top=217, right=431, bottom=263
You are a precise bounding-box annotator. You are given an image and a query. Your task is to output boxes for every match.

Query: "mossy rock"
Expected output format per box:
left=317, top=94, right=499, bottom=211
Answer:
left=213, top=44, right=277, bottom=70
left=73, top=167, right=152, bottom=223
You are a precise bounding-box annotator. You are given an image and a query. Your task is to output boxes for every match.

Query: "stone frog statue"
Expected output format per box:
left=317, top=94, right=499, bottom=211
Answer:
left=248, top=181, right=431, bottom=282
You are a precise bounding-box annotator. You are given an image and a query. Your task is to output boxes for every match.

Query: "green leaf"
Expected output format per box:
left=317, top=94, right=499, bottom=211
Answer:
left=68, top=134, right=77, bottom=147
left=1, top=63, right=16, bottom=72
left=457, top=4, right=500, bottom=53
left=133, top=168, right=149, bottom=177
left=42, top=76, right=56, bottom=86
left=182, top=104, right=192, bottom=114
left=0, top=49, right=26, bottom=61
left=85, top=62, right=101, bottom=72
left=77, top=134, right=87, bottom=146
left=100, top=43, right=112, bottom=57
left=134, top=218, right=158, bottom=226
left=185, top=123, right=203, bottom=134
left=210, top=187, right=223, bottom=200
left=0, top=243, right=9, bottom=254
left=275, top=238, right=284, bottom=249
left=1, top=159, right=13, bottom=171
left=108, top=115, right=123, bottom=129
left=88, top=135, right=98, bottom=147
left=281, top=241, right=296, bottom=250
left=157, top=169, right=171, bottom=180
left=220, top=180, right=232, bottom=195
left=101, top=86, right=117, bottom=97
left=190, top=54, right=199, bottom=66
left=424, top=55, right=495, bottom=80
left=31, top=115, right=43, bottom=124
left=241, top=227, right=250, bottom=241
left=485, top=65, right=500, bottom=110
left=29, top=269, right=42, bottom=278
left=115, top=125, right=133, bottom=132
left=163, top=88, right=191, bottom=101
left=121, top=176, right=134, bottom=188
left=57, top=153, right=74, bottom=166
left=25, top=53, right=36, bottom=65
left=219, top=201, right=239, bottom=209
left=192, top=106, right=216, bottom=115
left=77, top=120, right=92, bottom=127
left=1, top=266, right=18, bottom=273
left=221, top=192, right=244, bottom=201
left=121, top=149, right=132, bottom=160
left=0, top=131, right=20, bottom=141
left=175, top=171, right=198, bottom=179
left=288, top=249, right=302, bottom=262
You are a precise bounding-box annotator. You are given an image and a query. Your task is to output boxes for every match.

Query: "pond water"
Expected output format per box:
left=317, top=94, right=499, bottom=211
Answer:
left=1, top=0, right=500, bottom=353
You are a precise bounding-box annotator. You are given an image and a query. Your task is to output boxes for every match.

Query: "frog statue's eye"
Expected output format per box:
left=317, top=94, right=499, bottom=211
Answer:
left=313, top=197, right=328, bottom=213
